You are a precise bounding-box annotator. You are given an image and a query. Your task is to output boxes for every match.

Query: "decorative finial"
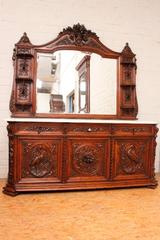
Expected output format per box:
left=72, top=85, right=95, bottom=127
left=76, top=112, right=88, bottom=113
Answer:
left=122, top=42, right=135, bottom=56
left=17, top=32, right=32, bottom=45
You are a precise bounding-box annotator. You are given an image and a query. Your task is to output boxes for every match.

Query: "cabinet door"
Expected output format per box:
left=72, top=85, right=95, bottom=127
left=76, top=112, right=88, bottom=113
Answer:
left=112, top=138, right=151, bottom=180
left=18, top=138, right=62, bottom=183
left=66, top=138, right=110, bottom=182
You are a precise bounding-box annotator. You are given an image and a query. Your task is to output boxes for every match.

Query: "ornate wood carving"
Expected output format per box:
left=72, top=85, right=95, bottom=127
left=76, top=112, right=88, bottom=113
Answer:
left=59, top=23, right=98, bottom=46
left=3, top=122, right=158, bottom=195
left=119, top=143, right=145, bottom=174
left=119, top=43, right=137, bottom=119
left=70, top=126, right=109, bottom=132
left=8, top=137, right=15, bottom=184
left=121, top=43, right=136, bottom=64
left=72, top=143, right=104, bottom=176
left=17, top=32, right=32, bottom=46
left=151, top=127, right=159, bottom=181
left=16, top=81, right=31, bottom=103
left=16, top=58, right=32, bottom=79
left=9, top=90, right=16, bottom=115
left=23, top=126, right=60, bottom=134
left=22, top=142, right=57, bottom=178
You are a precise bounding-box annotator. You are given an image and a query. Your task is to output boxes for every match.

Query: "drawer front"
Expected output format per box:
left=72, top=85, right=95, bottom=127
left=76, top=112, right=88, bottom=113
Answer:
left=133, top=126, right=153, bottom=136
left=111, top=124, right=153, bottom=136
left=66, top=123, right=110, bottom=136
left=14, top=122, right=63, bottom=135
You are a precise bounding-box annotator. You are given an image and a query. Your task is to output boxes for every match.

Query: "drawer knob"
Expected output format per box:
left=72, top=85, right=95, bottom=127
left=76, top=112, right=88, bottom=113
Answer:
left=87, top=128, right=92, bottom=132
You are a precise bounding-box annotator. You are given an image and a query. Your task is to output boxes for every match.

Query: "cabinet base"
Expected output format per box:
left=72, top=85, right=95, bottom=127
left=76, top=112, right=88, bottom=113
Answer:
left=3, top=178, right=158, bottom=196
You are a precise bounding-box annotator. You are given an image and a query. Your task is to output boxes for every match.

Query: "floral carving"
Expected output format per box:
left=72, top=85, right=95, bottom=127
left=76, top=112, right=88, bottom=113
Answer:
left=59, top=23, right=98, bottom=46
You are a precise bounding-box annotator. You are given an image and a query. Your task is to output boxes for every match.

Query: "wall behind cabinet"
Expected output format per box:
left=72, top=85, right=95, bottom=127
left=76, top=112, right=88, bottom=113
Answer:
left=0, top=0, right=160, bottom=177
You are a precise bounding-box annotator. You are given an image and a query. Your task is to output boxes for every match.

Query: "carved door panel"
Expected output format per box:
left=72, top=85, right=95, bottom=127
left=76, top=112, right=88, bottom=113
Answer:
left=18, top=138, right=62, bottom=182
left=112, top=138, right=151, bottom=180
left=66, top=138, right=110, bottom=182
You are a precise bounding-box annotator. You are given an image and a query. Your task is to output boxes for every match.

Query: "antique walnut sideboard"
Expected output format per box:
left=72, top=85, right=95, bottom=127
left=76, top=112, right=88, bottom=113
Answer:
left=3, top=24, right=158, bottom=195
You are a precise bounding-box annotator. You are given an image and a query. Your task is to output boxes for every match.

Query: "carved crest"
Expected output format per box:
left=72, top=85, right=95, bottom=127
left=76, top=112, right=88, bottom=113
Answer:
left=59, top=23, right=98, bottom=46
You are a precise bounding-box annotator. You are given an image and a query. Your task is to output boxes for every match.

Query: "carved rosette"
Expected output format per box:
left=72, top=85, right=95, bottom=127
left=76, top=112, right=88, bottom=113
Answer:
left=119, top=143, right=145, bottom=174
left=72, top=143, right=104, bottom=176
left=22, top=143, right=57, bottom=178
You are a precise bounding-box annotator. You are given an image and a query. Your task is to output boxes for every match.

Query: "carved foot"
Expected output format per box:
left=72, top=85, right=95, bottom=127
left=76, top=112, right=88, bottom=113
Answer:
left=147, top=180, right=158, bottom=189
left=147, top=184, right=158, bottom=189
left=3, top=184, right=19, bottom=196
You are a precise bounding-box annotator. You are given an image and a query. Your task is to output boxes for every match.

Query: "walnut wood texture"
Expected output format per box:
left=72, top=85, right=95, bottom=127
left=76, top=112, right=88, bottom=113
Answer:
left=3, top=122, right=158, bottom=196
left=9, top=23, right=138, bottom=119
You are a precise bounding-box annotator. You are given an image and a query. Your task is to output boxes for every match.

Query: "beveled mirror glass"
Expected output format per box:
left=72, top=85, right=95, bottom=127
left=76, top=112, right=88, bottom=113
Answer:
left=36, top=50, right=117, bottom=114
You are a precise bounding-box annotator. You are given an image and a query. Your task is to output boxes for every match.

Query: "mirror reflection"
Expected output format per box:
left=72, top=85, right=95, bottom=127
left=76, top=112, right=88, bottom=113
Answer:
left=36, top=50, right=117, bottom=114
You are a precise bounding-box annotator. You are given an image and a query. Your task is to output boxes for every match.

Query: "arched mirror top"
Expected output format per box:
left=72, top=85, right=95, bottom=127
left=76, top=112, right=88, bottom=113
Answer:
left=10, top=23, right=138, bottom=120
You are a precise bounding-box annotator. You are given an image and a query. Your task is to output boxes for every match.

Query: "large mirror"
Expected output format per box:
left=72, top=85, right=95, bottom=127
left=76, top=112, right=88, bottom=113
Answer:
left=10, top=23, right=137, bottom=119
left=36, top=50, right=117, bottom=114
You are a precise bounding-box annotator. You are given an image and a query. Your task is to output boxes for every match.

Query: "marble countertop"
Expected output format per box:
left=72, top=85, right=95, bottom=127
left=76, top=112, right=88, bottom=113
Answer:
left=6, top=118, right=157, bottom=124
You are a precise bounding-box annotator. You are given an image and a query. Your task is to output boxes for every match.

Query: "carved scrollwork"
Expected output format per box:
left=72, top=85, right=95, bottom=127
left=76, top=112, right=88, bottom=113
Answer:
left=119, top=143, right=145, bottom=174
left=71, top=126, right=108, bottom=132
left=111, top=126, right=133, bottom=134
left=23, top=126, right=60, bottom=134
left=59, top=23, right=98, bottom=46
left=72, top=143, right=103, bottom=175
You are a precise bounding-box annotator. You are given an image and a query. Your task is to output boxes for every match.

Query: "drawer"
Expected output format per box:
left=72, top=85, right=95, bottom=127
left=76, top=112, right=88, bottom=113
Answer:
left=66, top=123, right=110, bottom=136
left=111, top=124, right=153, bottom=136
left=133, top=125, right=153, bottom=136
left=111, top=125, right=133, bottom=136
left=14, top=123, right=63, bottom=135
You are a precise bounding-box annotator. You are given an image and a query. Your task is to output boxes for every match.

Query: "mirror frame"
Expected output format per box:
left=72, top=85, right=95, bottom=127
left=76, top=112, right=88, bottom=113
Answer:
left=10, top=23, right=138, bottom=119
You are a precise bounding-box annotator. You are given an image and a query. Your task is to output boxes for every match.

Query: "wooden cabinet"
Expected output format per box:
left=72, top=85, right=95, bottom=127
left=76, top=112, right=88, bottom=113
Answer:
left=3, top=121, right=158, bottom=196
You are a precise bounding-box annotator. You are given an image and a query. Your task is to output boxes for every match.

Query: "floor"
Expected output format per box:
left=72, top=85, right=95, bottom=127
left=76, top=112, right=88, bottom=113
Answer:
left=0, top=176, right=160, bottom=240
